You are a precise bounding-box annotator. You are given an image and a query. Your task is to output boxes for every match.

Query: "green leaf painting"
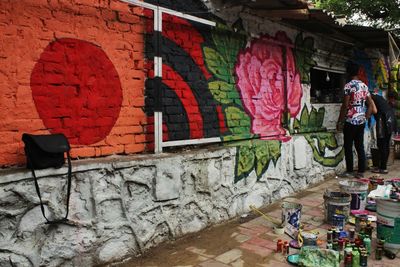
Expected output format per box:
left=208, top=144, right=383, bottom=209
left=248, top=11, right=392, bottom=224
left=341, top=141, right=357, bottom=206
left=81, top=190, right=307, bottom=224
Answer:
left=234, top=139, right=281, bottom=183
left=236, top=142, right=255, bottom=181
left=203, top=23, right=248, bottom=138
left=224, top=106, right=251, bottom=135
left=304, top=132, right=344, bottom=167
left=211, top=30, right=246, bottom=77
left=208, top=81, right=241, bottom=105
left=204, top=47, right=232, bottom=83
left=294, top=104, right=344, bottom=167
left=254, top=140, right=281, bottom=177
left=293, top=104, right=326, bottom=133
left=294, top=33, right=316, bottom=84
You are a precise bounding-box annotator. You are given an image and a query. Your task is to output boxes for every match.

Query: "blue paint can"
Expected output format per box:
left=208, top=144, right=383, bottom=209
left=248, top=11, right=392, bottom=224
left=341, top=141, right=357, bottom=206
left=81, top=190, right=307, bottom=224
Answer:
left=333, top=214, right=346, bottom=230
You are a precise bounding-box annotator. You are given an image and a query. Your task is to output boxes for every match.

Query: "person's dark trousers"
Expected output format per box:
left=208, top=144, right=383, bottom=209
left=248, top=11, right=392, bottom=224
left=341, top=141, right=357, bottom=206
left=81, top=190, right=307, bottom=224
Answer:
left=343, top=122, right=366, bottom=173
left=377, top=133, right=391, bottom=170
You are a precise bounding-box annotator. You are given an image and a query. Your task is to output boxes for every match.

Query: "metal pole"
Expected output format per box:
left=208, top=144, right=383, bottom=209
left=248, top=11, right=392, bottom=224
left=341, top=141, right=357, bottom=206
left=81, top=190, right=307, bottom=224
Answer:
left=153, top=5, right=163, bottom=153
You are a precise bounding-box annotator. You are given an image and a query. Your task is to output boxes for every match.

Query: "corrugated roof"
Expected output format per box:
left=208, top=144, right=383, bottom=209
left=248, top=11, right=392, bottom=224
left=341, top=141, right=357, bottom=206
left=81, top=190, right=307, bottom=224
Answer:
left=223, top=0, right=398, bottom=50
left=222, top=0, right=308, bottom=9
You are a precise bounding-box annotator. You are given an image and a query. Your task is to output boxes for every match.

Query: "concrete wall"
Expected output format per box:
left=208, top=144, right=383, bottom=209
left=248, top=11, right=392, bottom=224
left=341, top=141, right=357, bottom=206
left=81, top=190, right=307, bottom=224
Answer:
left=0, top=137, right=342, bottom=266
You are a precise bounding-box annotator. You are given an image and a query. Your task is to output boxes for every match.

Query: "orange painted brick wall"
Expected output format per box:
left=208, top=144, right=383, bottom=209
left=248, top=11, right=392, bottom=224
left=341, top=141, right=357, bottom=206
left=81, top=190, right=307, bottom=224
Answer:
left=0, top=0, right=146, bottom=167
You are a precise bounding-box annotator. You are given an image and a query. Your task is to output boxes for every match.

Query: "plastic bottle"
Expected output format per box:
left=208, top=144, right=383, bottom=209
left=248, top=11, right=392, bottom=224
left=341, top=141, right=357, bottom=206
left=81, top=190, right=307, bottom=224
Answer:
left=352, top=248, right=360, bottom=267
left=365, top=221, right=373, bottom=238
left=375, top=247, right=383, bottom=260
left=360, top=252, right=368, bottom=266
left=276, top=240, right=282, bottom=253
left=327, top=240, right=333, bottom=250
left=363, top=236, right=371, bottom=255
left=345, top=254, right=352, bottom=267
left=282, top=241, right=288, bottom=256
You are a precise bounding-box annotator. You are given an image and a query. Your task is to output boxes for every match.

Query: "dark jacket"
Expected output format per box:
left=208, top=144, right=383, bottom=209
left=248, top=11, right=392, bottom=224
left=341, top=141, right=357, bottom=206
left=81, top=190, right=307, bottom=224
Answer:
left=371, top=94, right=397, bottom=136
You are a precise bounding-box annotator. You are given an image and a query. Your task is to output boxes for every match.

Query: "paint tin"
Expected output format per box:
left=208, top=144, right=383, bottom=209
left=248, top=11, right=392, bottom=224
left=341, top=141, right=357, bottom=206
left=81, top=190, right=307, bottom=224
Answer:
left=332, top=214, right=346, bottom=230
left=323, top=190, right=351, bottom=224
left=339, top=180, right=369, bottom=211
left=301, top=232, right=318, bottom=247
left=281, top=202, right=302, bottom=230
left=376, top=198, right=400, bottom=249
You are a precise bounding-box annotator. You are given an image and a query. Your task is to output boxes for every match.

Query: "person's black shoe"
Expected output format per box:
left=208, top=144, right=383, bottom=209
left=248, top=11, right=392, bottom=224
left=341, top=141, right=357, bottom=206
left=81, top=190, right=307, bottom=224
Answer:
left=354, top=172, right=365, bottom=178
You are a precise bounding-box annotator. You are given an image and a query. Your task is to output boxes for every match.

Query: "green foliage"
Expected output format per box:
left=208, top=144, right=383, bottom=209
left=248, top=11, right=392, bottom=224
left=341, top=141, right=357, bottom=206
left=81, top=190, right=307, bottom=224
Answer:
left=203, top=23, right=249, bottom=137
left=203, top=24, right=283, bottom=183
left=236, top=141, right=255, bottom=181
left=234, top=140, right=281, bottom=183
left=203, top=25, right=247, bottom=84
left=294, top=33, right=316, bottom=83
left=390, top=63, right=400, bottom=93
left=312, top=0, right=400, bottom=28
left=224, top=106, right=251, bottom=134
left=304, top=132, right=344, bottom=167
left=211, top=29, right=247, bottom=76
left=254, top=140, right=281, bottom=177
left=204, top=47, right=233, bottom=83
left=293, top=104, right=326, bottom=133
left=208, top=81, right=241, bottom=105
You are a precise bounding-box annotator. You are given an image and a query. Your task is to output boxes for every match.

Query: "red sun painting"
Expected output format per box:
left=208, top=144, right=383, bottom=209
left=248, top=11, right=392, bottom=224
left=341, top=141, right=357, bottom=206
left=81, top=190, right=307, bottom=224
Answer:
left=30, top=38, right=123, bottom=145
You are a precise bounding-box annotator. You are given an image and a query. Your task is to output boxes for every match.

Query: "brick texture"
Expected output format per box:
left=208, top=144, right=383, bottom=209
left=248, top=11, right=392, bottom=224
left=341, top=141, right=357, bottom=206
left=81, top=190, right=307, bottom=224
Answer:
left=0, top=0, right=146, bottom=167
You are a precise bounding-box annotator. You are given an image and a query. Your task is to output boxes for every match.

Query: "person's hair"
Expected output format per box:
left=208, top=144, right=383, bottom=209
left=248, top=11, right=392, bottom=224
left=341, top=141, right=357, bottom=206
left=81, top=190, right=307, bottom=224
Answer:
left=346, top=62, right=360, bottom=77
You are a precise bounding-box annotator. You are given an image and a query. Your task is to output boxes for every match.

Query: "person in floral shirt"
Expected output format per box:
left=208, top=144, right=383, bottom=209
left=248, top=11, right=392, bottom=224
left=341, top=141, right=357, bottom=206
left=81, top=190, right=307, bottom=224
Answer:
left=336, top=63, right=377, bottom=178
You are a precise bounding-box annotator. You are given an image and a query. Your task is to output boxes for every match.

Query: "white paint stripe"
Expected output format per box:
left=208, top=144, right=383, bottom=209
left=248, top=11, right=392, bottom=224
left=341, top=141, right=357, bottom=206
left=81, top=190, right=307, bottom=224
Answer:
left=158, top=112, right=163, bottom=152
left=162, top=137, right=221, bottom=147
left=154, top=56, right=162, bottom=77
left=158, top=9, right=163, bottom=31
left=154, top=112, right=162, bottom=153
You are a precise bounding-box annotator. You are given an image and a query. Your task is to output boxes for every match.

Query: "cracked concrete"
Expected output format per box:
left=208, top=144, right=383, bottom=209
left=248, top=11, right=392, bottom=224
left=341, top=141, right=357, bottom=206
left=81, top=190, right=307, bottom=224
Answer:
left=0, top=139, right=343, bottom=266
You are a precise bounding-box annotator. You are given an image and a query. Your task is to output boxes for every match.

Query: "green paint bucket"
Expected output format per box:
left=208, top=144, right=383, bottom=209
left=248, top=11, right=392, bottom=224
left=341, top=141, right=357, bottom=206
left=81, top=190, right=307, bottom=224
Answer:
left=376, top=198, right=400, bottom=249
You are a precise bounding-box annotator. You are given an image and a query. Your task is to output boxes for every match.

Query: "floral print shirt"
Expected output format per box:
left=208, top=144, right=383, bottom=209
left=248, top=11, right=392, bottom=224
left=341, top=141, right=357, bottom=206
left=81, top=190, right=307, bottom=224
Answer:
left=344, top=79, right=370, bottom=125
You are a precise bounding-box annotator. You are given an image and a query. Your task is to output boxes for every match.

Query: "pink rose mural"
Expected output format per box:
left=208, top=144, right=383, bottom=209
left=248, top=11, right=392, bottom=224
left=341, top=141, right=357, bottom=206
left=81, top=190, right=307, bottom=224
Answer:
left=235, top=31, right=302, bottom=141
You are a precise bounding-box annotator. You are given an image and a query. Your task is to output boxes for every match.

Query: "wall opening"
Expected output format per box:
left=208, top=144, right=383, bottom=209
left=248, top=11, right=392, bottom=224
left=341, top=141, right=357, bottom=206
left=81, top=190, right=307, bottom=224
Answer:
left=310, top=68, right=345, bottom=103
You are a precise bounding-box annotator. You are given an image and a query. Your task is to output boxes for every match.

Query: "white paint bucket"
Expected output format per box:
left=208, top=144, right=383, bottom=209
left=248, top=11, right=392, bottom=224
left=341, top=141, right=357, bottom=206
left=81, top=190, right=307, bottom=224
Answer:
left=281, top=202, right=302, bottom=229
left=339, top=180, right=369, bottom=211
left=376, top=198, right=400, bottom=249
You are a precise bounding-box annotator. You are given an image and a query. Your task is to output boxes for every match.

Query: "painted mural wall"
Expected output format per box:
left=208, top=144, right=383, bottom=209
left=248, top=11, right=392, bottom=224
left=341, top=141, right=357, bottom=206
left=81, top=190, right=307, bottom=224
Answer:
left=0, top=0, right=146, bottom=167
left=142, top=0, right=348, bottom=183
left=0, top=0, right=392, bottom=265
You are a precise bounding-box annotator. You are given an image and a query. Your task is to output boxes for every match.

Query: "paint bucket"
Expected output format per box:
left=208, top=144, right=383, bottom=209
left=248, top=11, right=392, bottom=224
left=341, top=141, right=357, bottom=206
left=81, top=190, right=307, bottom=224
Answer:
left=332, top=214, right=346, bottom=230
left=376, top=198, right=400, bottom=249
left=323, top=190, right=351, bottom=225
left=281, top=202, right=302, bottom=230
left=301, top=232, right=318, bottom=247
left=339, top=180, right=369, bottom=211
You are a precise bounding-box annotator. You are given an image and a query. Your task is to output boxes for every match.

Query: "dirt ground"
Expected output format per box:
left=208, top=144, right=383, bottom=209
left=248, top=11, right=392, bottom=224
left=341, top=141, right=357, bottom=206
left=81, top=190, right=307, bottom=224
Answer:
left=106, top=164, right=400, bottom=267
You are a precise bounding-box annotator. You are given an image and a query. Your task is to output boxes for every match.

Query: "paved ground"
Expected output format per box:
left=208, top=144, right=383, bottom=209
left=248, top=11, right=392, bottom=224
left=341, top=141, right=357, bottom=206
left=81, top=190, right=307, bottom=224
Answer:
left=113, top=163, right=400, bottom=267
